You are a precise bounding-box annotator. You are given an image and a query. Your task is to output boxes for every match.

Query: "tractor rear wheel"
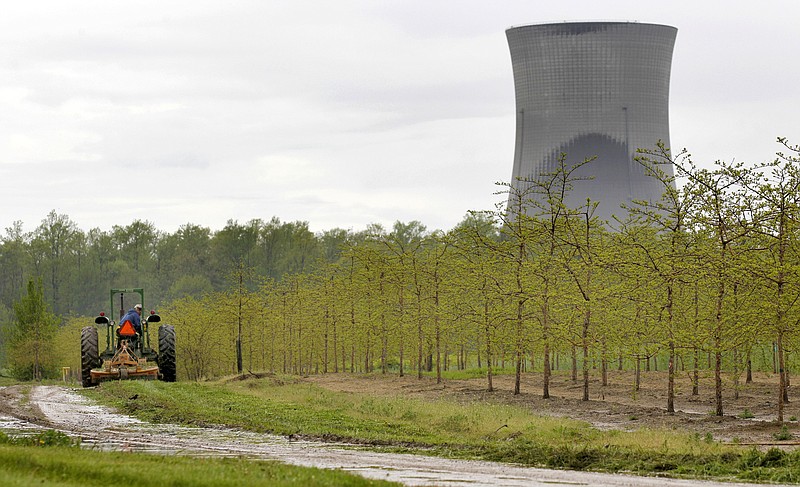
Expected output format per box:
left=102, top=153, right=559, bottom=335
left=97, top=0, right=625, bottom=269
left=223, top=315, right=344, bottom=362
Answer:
left=81, top=326, right=100, bottom=387
left=158, top=324, right=176, bottom=382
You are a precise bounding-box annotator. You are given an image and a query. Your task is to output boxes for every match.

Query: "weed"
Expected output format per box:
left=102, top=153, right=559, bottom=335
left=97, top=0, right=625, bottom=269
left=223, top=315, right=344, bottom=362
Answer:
left=17, top=385, right=31, bottom=406
left=774, top=426, right=793, bottom=441
left=754, top=448, right=787, bottom=467
left=357, top=398, right=395, bottom=417
left=555, top=425, right=587, bottom=441
left=0, top=429, right=76, bottom=447
left=439, top=414, right=471, bottom=433
left=790, top=416, right=798, bottom=422
left=738, top=409, right=754, bottom=419
left=399, top=409, right=418, bottom=421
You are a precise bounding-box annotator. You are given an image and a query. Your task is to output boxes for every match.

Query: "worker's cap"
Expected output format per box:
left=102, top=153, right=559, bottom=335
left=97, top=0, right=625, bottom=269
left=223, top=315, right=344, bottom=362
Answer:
left=134, top=304, right=142, bottom=310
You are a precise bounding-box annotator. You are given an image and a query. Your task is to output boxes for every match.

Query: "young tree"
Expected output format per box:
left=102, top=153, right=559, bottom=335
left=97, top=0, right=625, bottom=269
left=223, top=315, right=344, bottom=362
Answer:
left=382, top=221, right=427, bottom=377
left=488, top=177, right=546, bottom=395
left=685, top=160, right=756, bottom=417
left=8, top=279, right=58, bottom=380
left=526, top=153, right=594, bottom=398
left=623, top=144, right=701, bottom=413
left=222, top=263, right=257, bottom=375
left=747, top=137, right=800, bottom=421
left=452, top=212, right=503, bottom=391
left=419, top=230, right=455, bottom=384
left=560, top=200, right=604, bottom=401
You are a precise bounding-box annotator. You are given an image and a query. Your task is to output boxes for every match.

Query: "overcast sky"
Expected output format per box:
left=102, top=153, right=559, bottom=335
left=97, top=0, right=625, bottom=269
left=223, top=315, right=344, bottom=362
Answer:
left=1, top=1, right=797, bottom=235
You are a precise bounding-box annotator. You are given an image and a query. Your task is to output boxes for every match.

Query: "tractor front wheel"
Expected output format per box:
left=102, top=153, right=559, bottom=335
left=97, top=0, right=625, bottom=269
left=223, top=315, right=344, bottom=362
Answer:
left=80, top=326, right=100, bottom=387
left=158, top=324, right=176, bottom=382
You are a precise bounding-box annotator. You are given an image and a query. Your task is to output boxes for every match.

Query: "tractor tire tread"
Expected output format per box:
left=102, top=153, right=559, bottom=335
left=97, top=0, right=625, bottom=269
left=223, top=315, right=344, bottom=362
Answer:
left=80, top=326, right=100, bottom=388
left=158, top=324, right=176, bottom=382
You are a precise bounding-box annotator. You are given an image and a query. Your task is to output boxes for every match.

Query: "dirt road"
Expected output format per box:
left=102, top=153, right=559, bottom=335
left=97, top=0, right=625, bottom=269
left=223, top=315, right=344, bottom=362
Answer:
left=0, top=385, right=783, bottom=486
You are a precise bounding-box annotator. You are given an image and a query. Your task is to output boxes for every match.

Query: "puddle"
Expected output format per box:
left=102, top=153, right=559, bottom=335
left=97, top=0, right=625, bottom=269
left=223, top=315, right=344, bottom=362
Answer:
left=0, top=386, right=782, bottom=487
left=0, top=414, right=47, bottom=438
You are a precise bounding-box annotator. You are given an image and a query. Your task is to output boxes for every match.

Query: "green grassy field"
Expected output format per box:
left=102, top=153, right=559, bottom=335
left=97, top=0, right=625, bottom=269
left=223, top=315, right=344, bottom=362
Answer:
left=0, top=424, right=396, bottom=486
left=83, top=376, right=800, bottom=483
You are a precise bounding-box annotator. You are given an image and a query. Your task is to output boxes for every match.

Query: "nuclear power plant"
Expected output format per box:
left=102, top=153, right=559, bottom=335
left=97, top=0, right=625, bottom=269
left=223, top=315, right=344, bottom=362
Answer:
left=506, top=22, right=678, bottom=222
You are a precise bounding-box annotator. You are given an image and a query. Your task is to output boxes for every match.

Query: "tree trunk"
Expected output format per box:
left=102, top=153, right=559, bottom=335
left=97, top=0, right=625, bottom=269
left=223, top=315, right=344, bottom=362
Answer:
left=667, top=341, right=675, bottom=413
left=582, top=305, right=590, bottom=401
left=779, top=332, right=786, bottom=422
left=571, top=345, right=577, bottom=381
left=714, top=253, right=725, bottom=417
left=514, top=298, right=523, bottom=395
left=746, top=348, right=752, bottom=384
left=666, top=285, right=675, bottom=413
left=715, top=349, right=723, bottom=417
left=323, top=307, right=329, bottom=374
left=485, top=300, right=494, bottom=392
left=417, top=302, right=423, bottom=380
left=542, top=282, right=551, bottom=399
left=692, top=347, right=699, bottom=396
left=435, top=321, right=442, bottom=384
left=733, top=348, right=740, bottom=400
left=398, top=289, right=404, bottom=377
left=381, top=319, right=388, bottom=374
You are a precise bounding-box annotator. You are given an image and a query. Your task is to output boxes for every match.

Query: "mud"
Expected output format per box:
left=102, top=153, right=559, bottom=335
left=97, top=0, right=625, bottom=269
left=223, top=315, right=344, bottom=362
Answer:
left=0, top=385, right=785, bottom=486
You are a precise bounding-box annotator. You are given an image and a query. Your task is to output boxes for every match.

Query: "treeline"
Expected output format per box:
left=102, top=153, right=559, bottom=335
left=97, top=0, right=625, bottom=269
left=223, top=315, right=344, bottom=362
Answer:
left=157, top=138, right=800, bottom=421
left=0, top=216, right=353, bottom=317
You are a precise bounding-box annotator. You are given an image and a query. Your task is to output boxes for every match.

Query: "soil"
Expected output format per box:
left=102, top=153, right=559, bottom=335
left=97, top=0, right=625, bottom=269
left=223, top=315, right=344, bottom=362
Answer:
left=303, top=369, right=800, bottom=447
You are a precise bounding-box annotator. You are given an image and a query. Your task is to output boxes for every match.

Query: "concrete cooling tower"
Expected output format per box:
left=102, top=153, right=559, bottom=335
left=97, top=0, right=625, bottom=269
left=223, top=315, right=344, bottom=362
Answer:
left=506, top=21, right=678, bottom=222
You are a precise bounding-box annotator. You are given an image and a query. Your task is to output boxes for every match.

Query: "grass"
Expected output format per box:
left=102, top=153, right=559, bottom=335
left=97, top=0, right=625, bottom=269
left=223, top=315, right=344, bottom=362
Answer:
left=0, top=383, right=395, bottom=486
left=0, top=443, right=396, bottom=487
left=0, top=376, right=21, bottom=387
left=81, top=375, right=800, bottom=483
left=0, top=430, right=76, bottom=447
left=0, top=423, right=394, bottom=486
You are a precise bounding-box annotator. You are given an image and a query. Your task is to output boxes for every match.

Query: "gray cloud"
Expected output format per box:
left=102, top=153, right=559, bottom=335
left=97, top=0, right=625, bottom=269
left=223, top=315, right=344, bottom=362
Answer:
left=0, top=0, right=797, bottom=234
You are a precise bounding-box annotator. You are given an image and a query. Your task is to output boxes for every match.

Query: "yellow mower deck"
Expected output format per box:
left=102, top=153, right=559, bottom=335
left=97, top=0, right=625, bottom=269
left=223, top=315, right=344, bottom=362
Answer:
left=90, top=341, right=159, bottom=382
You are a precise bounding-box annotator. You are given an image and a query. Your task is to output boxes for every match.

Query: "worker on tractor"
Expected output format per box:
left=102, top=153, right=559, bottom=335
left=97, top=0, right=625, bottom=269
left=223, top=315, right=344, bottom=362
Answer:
left=119, top=304, right=143, bottom=335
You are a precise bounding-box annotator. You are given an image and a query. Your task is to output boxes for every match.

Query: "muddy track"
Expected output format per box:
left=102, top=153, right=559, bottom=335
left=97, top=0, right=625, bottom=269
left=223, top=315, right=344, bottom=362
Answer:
left=0, top=385, right=782, bottom=487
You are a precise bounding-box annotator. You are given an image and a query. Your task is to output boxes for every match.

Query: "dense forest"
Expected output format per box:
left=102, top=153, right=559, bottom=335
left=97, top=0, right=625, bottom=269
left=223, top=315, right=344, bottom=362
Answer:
left=4, top=138, right=800, bottom=421
left=0, top=215, right=347, bottom=317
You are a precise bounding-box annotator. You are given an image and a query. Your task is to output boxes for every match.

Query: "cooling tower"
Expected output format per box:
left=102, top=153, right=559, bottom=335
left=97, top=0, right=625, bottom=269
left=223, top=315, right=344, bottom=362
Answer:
left=506, top=21, right=678, bottom=222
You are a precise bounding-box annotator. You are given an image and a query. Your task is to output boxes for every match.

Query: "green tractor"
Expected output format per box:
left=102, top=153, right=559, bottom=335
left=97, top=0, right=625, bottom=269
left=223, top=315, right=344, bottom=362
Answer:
left=80, top=288, right=176, bottom=387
